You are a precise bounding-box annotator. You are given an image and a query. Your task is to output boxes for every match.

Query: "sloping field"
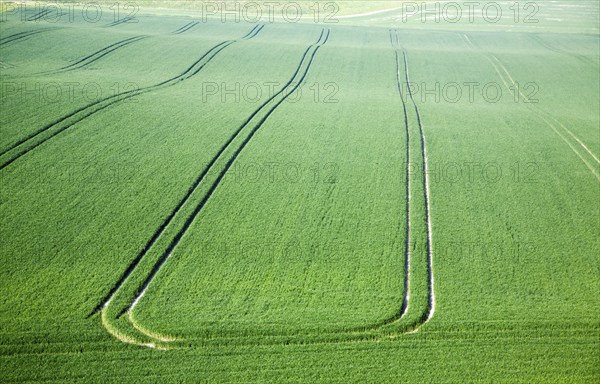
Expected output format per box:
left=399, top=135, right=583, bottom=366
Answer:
left=0, top=1, right=598, bottom=382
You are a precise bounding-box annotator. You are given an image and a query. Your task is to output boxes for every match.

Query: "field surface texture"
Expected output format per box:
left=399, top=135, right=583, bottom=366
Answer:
left=0, top=0, right=599, bottom=382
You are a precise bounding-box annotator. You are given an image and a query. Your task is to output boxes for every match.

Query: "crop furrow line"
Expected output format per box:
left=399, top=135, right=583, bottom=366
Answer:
left=48, top=35, right=148, bottom=72
left=0, top=25, right=265, bottom=171
left=122, top=28, right=330, bottom=318
left=0, top=28, right=51, bottom=46
left=99, top=28, right=436, bottom=348
left=462, top=33, right=600, bottom=180
left=26, top=9, right=50, bottom=21
left=490, top=54, right=600, bottom=165
left=394, top=29, right=411, bottom=322
left=398, top=59, right=411, bottom=319
left=0, top=37, right=237, bottom=163
left=104, top=16, right=134, bottom=27
left=0, top=30, right=34, bottom=43
left=80, top=25, right=266, bottom=316
left=382, top=29, right=411, bottom=326
left=173, top=21, right=199, bottom=34
left=357, top=29, right=433, bottom=335
left=402, top=48, right=436, bottom=328
left=172, top=21, right=195, bottom=33
left=530, top=33, right=599, bottom=68
left=92, top=29, right=329, bottom=347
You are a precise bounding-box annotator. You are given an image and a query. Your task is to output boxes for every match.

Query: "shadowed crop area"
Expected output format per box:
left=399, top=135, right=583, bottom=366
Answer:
left=0, top=1, right=598, bottom=382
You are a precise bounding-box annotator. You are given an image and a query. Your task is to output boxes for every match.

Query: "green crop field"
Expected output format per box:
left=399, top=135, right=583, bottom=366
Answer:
left=0, top=0, right=598, bottom=382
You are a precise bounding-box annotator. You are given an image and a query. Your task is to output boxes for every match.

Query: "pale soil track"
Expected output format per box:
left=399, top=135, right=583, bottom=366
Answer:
left=337, top=6, right=405, bottom=19
left=391, top=31, right=412, bottom=322
left=97, top=29, right=331, bottom=348
left=399, top=38, right=436, bottom=328
left=90, top=25, right=320, bottom=318
left=95, top=27, right=439, bottom=349
left=375, top=29, right=436, bottom=333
